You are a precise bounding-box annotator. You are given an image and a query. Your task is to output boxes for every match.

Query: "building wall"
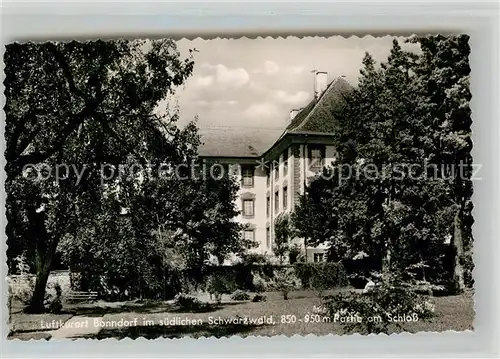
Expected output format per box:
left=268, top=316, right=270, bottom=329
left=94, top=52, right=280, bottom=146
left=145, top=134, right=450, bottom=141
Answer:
left=203, top=142, right=338, bottom=262
left=226, top=160, right=269, bottom=255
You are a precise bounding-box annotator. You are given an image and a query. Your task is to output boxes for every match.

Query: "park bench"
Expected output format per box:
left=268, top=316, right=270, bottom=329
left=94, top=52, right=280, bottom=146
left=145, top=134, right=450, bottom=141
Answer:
left=66, top=291, right=99, bottom=303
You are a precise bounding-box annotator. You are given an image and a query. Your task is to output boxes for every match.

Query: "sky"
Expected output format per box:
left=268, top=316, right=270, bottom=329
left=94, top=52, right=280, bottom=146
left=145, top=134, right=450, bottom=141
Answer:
left=167, top=36, right=418, bottom=130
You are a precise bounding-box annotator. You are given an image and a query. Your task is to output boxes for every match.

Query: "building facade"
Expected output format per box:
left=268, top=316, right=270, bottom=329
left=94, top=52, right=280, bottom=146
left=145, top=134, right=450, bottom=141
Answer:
left=198, top=73, right=353, bottom=263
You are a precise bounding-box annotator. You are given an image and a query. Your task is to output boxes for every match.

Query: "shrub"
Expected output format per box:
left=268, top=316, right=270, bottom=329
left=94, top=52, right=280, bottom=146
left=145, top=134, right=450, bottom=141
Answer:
left=230, top=290, right=251, bottom=301
left=173, top=293, right=208, bottom=312
left=270, top=267, right=298, bottom=300
left=294, top=262, right=349, bottom=290
left=252, top=294, right=267, bottom=302
left=252, top=274, right=267, bottom=293
left=9, top=275, right=35, bottom=306
left=323, top=273, right=435, bottom=334
left=47, top=283, right=63, bottom=314
left=207, top=273, right=234, bottom=304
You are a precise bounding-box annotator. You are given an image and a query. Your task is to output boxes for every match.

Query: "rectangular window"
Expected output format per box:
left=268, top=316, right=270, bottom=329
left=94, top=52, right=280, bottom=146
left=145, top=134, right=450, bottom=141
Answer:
left=266, top=227, right=271, bottom=248
left=241, top=166, right=254, bottom=187
left=244, top=229, right=254, bottom=242
left=266, top=196, right=270, bottom=217
left=283, top=149, right=288, bottom=176
left=275, top=191, right=279, bottom=214
left=243, top=199, right=254, bottom=216
left=274, top=161, right=279, bottom=180
left=309, top=145, right=325, bottom=170
left=283, top=187, right=288, bottom=209
left=313, top=253, right=326, bottom=263
left=313, top=253, right=327, bottom=263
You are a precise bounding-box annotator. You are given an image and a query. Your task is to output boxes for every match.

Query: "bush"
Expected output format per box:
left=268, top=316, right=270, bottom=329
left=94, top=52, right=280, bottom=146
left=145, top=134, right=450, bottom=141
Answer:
left=294, top=262, right=349, bottom=290
left=323, top=273, right=435, bottom=334
left=252, top=294, right=267, bottom=302
left=173, top=293, right=209, bottom=312
left=207, top=273, right=234, bottom=304
left=270, top=267, right=299, bottom=300
left=8, top=275, right=35, bottom=306
left=230, top=290, right=251, bottom=301
left=252, top=274, right=267, bottom=293
left=47, top=283, right=63, bottom=314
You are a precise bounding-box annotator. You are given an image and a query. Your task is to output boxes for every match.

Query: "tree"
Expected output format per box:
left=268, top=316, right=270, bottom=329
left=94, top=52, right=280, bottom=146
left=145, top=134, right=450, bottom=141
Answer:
left=409, top=34, right=473, bottom=292
left=272, top=213, right=293, bottom=264
left=292, top=36, right=473, bottom=289
left=4, top=39, right=195, bottom=312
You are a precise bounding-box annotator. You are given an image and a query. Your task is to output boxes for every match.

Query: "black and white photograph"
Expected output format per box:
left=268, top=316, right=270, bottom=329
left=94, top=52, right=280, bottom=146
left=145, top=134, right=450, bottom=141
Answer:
left=4, top=34, right=475, bottom=340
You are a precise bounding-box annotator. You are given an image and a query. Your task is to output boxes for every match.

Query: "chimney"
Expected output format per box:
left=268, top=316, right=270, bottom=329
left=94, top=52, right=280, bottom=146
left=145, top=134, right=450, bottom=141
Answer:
left=289, top=108, right=302, bottom=121
left=314, top=71, right=328, bottom=101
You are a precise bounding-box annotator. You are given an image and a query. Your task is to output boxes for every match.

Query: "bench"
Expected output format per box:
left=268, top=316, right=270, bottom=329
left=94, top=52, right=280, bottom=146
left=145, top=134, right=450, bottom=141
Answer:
left=66, top=291, right=99, bottom=303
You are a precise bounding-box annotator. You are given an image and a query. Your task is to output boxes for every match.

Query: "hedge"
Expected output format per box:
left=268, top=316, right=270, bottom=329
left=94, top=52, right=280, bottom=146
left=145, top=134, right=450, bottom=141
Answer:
left=293, top=262, right=349, bottom=290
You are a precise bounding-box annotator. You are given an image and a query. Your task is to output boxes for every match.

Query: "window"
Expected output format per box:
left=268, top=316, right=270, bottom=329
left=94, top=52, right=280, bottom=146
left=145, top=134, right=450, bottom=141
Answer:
left=313, top=253, right=327, bottom=263
left=266, top=227, right=271, bottom=248
left=266, top=196, right=270, bottom=217
left=266, top=170, right=270, bottom=186
left=283, top=149, right=289, bottom=176
left=274, top=161, right=279, bottom=180
left=243, top=199, right=254, bottom=217
left=283, top=187, right=288, bottom=209
left=241, top=166, right=254, bottom=187
left=275, top=191, right=279, bottom=214
left=244, top=229, right=255, bottom=242
left=309, top=145, right=325, bottom=171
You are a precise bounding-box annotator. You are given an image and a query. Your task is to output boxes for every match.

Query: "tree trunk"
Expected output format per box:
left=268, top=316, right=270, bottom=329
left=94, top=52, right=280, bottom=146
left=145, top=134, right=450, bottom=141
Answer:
left=26, top=217, right=58, bottom=314
left=304, top=238, right=308, bottom=263
left=452, top=210, right=465, bottom=293
left=26, top=262, right=51, bottom=313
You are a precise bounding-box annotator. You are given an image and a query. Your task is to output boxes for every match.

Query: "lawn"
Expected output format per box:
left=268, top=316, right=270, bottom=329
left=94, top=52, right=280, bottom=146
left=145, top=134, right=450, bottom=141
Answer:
left=8, top=289, right=474, bottom=339
left=78, top=289, right=474, bottom=339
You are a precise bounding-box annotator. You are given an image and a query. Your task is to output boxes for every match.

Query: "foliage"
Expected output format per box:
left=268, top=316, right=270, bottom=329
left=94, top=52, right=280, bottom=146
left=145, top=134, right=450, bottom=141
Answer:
left=4, top=39, right=197, bottom=312
left=324, top=273, right=435, bottom=334
left=269, top=267, right=299, bottom=300
left=47, top=283, right=63, bottom=314
left=292, top=36, right=473, bottom=290
left=8, top=253, right=36, bottom=306
left=252, top=294, right=267, bottom=302
left=207, top=273, right=235, bottom=304
left=230, top=290, right=251, bottom=301
left=293, top=262, right=349, bottom=291
left=251, top=274, right=267, bottom=293
left=5, top=40, right=255, bottom=308
left=288, top=244, right=302, bottom=264
left=272, top=213, right=293, bottom=264
left=173, top=293, right=210, bottom=312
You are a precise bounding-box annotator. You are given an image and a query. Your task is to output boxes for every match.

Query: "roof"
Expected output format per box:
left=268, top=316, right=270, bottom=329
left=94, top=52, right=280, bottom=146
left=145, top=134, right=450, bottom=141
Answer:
left=285, top=76, right=353, bottom=135
left=198, top=76, right=353, bottom=158
left=198, top=127, right=283, bottom=157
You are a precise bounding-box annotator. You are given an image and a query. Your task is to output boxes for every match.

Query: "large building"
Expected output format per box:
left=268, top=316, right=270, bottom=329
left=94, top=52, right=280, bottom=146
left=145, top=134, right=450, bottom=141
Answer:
left=198, top=72, right=353, bottom=263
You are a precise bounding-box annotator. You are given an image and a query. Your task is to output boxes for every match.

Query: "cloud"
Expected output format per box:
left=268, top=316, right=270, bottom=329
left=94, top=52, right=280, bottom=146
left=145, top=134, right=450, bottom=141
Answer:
left=264, top=60, right=280, bottom=74
left=272, top=90, right=311, bottom=105
left=243, top=102, right=280, bottom=119
left=201, top=63, right=250, bottom=87
left=253, top=60, right=280, bottom=75
left=193, top=75, right=214, bottom=88
left=289, top=66, right=306, bottom=74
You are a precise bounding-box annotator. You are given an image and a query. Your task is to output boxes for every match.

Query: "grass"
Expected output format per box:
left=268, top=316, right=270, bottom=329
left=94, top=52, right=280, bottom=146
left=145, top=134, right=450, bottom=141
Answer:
left=77, top=289, right=474, bottom=339
left=8, top=289, right=474, bottom=339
